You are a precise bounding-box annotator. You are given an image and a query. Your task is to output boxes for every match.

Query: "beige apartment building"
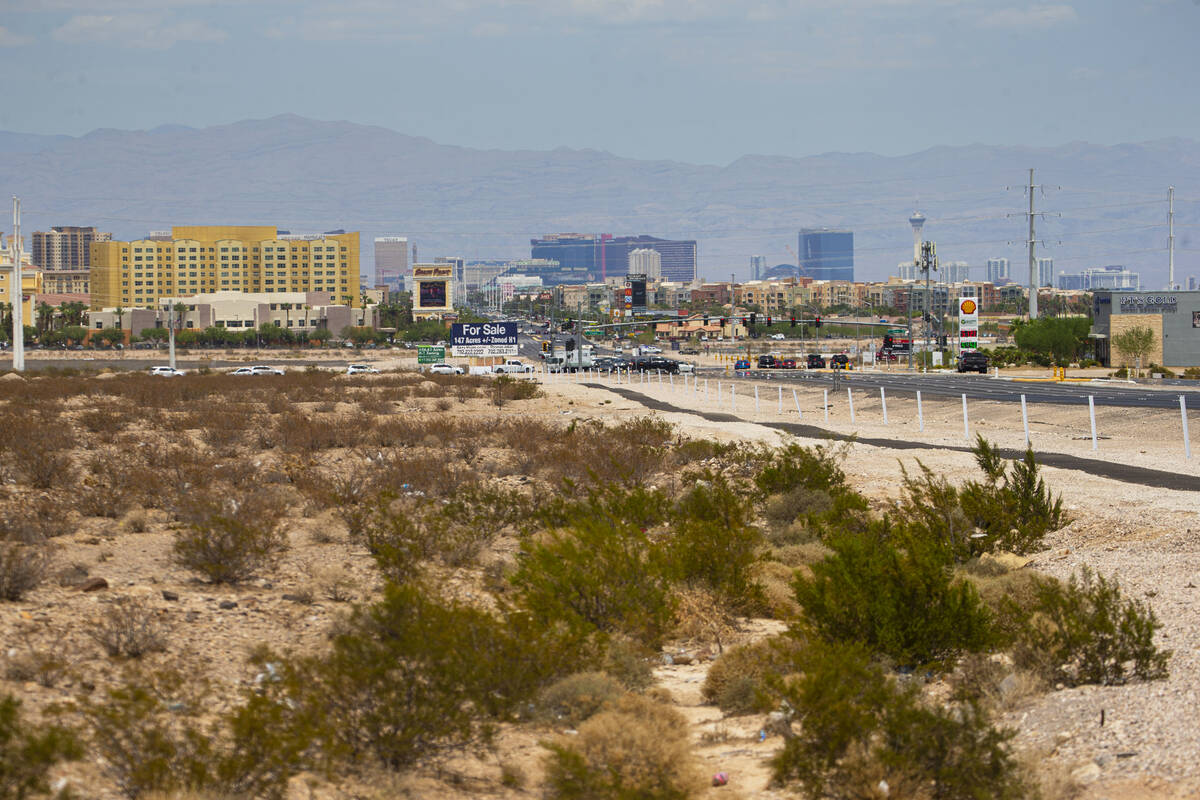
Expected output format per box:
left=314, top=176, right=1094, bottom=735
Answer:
left=33, top=226, right=111, bottom=270
left=90, top=225, right=361, bottom=310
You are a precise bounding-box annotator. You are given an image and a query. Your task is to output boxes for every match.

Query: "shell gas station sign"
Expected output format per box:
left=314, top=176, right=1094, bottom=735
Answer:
left=958, top=297, right=979, bottom=350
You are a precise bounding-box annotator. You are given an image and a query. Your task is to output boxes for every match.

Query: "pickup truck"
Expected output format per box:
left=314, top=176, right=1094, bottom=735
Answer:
left=493, top=359, right=536, bottom=374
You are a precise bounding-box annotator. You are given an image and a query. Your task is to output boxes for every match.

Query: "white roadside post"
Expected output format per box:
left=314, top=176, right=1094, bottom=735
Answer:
left=880, top=387, right=888, bottom=425
left=1088, top=395, right=1098, bottom=451
left=755, top=385, right=760, bottom=415
left=731, top=386, right=737, bottom=413
left=847, top=388, right=855, bottom=424
left=778, top=385, right=783, bottom=415
left=916, top=390, right=924, bottom=432
left=824, top=389, right=829, bottom=423
left=1182, top=396, right=1192, bottom=460
left=716, top=381, right=721, bottom=406
left=962, top=394, right=970, bottom=440
left=793, top=389, right=802, bottom=417
left=1021, top=394, right=1030, bottom=446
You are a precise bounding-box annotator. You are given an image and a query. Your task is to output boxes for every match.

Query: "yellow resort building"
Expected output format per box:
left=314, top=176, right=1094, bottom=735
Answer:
left=90, top=225, right=361, bottom=310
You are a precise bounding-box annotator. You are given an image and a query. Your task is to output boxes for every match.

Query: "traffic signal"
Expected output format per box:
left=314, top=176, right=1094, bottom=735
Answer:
left=565, top=339, right=575, bottom=352
left=703, top=316, right=709, bottom=326
left=790, top=316, right=796, bottom=327
left=883, top=334, right=894, bottom=349
left=561, top=320, right=573, bottom=331
left=815, top=316, right=822, bottom=328
left=766, top=316, right=772, bottom=326
left=720, top=317, right=727, bottom=327
left=749, top=312, right=757, bottom=327
left=541, top=340, right=550, bottom=352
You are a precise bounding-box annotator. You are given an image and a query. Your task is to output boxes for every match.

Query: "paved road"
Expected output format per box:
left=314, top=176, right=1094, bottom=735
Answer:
left=701, top=368, right=1200, bottom=410
left=597, top=384, right=1200, bottom=492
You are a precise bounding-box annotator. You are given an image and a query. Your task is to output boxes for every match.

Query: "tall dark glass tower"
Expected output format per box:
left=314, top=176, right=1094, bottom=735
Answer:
left=798, top=229, right=853, bottom=281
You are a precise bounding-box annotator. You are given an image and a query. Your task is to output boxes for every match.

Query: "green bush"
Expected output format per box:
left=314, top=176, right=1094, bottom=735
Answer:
left=770, top=642, right=1027, bottom=800
left=792, top=522, right=996, bottom=669
left=667, top=471, right=765, bottom=613
left=1011, top=567, right=1170, bottom=686
left=283, top=581, right=568, bottom=771
left=172, top=489, right=288, bottom=583
left=544, top=694, right=702, bottom=800
left=75, top=668, right=307, bottom=799
left=1183, top=367, right=1200, bottom=380
left=513, top=486, right=676, bottom=647
left=0, top=694, right=81, bottom=799
left=899, top=438, right=1066, bottom=561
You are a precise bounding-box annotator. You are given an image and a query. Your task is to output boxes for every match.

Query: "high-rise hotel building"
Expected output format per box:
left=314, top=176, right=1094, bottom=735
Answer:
left=90, top=225, right=360, bottom=310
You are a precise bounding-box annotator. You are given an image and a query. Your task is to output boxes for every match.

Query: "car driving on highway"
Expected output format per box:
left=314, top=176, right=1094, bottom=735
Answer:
left=428, top=363, right=464, bottom=375
left=957, top=351, right=990, bottom=373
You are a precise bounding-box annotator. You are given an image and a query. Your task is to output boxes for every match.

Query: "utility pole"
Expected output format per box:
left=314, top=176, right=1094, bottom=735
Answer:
left=1027, top=168, right=1038, bottom=320
left=1169, top=185, right=1176, bottom=290
left=9, top=197, right=24, bottom=372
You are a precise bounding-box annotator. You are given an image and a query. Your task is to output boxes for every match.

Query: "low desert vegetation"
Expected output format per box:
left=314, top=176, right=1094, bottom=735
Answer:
left=0, top=368, right=1172, bottom=798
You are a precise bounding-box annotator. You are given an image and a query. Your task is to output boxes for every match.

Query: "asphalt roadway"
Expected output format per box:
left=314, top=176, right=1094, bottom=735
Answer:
left=593, top=383, right=1200, bottom=493
left=712, top=368, right=1200, bottom=410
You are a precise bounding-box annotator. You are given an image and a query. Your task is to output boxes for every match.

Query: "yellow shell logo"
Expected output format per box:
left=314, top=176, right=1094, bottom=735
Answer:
left=960, top=299, right=977, bottom=315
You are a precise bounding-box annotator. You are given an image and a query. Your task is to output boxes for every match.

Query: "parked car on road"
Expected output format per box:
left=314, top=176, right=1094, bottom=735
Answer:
left=428, top=363, right=464, bottom=375
left=757, top=354, right=777, bottom=369
left=806, top=354, right=826, bottom=369
left=780, top=358, right=797, bottom=369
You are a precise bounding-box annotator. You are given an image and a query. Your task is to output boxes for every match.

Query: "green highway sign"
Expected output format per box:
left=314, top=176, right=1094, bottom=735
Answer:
left=417, top=346, right=445, bottom=364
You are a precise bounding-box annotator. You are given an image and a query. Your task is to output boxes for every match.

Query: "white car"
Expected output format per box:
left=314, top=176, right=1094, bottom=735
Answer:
left=250, top=365, right=285, bottom=375
left=677, top=362, right=695, bottom=374
left=347, top=363, right=380, bottom=375
left=770, top=333, right=786, bottom=340
left=150, top=365, right=184, bottom=377
left=428, top=363, right=463, bottom=375
left=231, top=367, right=257, bottom=376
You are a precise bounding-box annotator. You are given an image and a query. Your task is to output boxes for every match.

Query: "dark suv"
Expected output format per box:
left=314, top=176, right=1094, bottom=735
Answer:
left=830, top=354, right=850, bottom=370
left=757, top=354, right=777, bottom=369
left=806, top=354, right=826, bottom=369
left=957, top=350, right=990, bottom=373
left=635, top=355, right=680, bottom=373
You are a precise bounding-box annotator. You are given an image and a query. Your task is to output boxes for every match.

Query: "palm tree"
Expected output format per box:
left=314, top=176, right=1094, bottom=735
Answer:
left=113, top=305, right=125, bottom=330
left=35, top=301, right=54, bottom=335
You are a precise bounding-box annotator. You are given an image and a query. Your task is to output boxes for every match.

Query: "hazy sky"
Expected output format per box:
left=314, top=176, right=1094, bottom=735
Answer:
left=1, top=0, right=1197, bottom=163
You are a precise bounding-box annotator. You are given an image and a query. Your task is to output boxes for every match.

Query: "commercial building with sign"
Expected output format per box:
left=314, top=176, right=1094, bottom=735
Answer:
left=1092, top=290, right=1200, bottom=369
left=411, top=263, right=454, bottom=320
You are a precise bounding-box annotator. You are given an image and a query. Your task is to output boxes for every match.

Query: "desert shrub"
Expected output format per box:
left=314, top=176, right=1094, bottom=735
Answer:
left=513, top=486, right=675, bottom=647
left=949, top=653, right=1046, bottom=711
left=1010, top=567, right=1169, bottom=686
left=896, top=439, right=1065, bottom=562
left=543, top=694, right=702, bottom=800
left=792, top=522, right=996, bottom=669
left=536, top=672, right=624, bottom=727
left=1183, top=367, right=1200, bottom=380
left=172, top=489, right=289, bottom=583
left=0, top=693, right=82, bottom=800
left=0, top=539, right=49, bottom=601
left=284, top=581, right=568, bottom=771
left=770, top=641, right=1027, bottom=800
left=667, top=471, right=765, bottom=613
left=358, top=493, right=447, bottom=579
left=601, top=636, right=655, bottom=691
left=87, top=596, right=170, bottom=658
left=76, top=669, right=307, bottom=800
left=754, top=440, right=853, bottom=497
left=6, top=427, right=76, bottom=490
left=701, top=636, right=805, bottom=715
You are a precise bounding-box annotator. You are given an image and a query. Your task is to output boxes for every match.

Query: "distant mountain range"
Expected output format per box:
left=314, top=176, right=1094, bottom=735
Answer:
left=2, top=115, right=1197, bottom=287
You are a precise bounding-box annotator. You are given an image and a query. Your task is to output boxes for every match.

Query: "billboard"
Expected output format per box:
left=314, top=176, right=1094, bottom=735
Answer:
left=418, top=280, right=447, bottom=308
left=451, top=321, right=519, bottom=357
left=958, top=297, right=979, bottom=350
